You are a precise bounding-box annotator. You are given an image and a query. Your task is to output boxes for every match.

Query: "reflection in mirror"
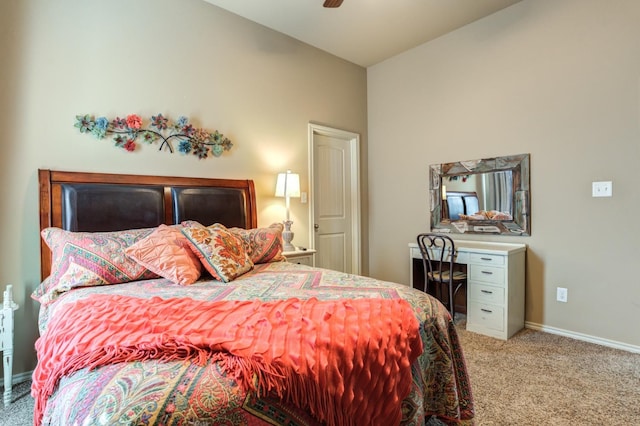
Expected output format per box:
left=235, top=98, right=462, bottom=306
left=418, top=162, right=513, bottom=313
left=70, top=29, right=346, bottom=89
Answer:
left=430, top=154, right=530, bottom=236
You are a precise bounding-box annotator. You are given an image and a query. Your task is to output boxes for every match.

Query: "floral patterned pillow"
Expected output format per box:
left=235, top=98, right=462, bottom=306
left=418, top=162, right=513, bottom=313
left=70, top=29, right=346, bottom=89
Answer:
left=33, top=227, right=159, bottom=305
left=125, top=224, right=202, bottom=285
left=228, top=223, right=285, bottom=264
left=182, top=221, right=285, bottom=265
left=181, top=224, right=253, bottom=283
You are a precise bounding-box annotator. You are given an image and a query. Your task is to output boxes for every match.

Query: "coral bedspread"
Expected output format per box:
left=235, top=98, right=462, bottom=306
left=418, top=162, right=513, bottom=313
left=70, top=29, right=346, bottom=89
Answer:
left=35, top=262, right=474, bottom=426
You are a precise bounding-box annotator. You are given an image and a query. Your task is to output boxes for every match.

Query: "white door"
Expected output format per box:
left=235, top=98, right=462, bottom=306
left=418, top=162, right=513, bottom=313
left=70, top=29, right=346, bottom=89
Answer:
left=308, top=124, right=360, bottom=274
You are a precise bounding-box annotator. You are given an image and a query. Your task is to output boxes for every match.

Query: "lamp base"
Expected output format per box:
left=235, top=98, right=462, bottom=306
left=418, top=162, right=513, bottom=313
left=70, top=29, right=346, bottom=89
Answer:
left=282, top=220, right=296, bottom=252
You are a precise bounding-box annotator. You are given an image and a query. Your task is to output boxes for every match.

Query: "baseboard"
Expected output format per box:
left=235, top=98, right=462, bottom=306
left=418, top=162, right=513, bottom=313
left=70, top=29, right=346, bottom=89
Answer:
left=525, top=321, right=640, bottom=354
left=4, top=370, right=33, bottom=386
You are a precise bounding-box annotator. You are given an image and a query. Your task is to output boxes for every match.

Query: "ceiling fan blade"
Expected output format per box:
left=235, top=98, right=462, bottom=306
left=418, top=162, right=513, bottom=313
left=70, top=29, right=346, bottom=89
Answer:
left=323, top=0, right=343, bottom=7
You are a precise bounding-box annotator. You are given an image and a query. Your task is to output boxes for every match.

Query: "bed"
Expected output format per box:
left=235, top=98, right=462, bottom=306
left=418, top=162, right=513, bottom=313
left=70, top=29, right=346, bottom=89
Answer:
left=32, top=169, right=474, bottom=426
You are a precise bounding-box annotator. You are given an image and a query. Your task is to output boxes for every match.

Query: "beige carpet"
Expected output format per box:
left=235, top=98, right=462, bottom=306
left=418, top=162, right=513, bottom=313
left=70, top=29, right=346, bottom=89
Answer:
left=455, top=319, right=640, bottom=425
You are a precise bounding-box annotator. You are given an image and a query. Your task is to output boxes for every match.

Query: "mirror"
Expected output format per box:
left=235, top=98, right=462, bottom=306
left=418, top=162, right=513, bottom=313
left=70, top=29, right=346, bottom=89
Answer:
left=430, top=153, right=530, bottom=236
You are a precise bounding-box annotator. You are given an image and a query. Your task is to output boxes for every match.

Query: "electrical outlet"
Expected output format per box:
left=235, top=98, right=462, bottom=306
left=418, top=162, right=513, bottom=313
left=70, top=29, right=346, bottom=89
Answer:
left=556, top=287, right=568, bottom=303
left=592, top=181, right=612, bottom=197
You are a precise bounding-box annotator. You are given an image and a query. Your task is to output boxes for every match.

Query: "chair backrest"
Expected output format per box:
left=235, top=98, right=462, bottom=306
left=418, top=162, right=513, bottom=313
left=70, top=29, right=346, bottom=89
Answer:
left=416, top=233, right=457, bottom=289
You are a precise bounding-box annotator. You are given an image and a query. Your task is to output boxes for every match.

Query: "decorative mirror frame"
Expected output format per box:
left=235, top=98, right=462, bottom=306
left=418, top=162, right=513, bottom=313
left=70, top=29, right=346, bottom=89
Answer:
left=430, top=153, right=530, bottom=236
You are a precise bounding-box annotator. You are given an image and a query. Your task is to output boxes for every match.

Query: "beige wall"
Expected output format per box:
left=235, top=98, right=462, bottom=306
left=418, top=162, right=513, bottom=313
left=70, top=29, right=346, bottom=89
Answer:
left=0, top=0, right=367, bottom=376
left=368, top=0, right=640, bottom=348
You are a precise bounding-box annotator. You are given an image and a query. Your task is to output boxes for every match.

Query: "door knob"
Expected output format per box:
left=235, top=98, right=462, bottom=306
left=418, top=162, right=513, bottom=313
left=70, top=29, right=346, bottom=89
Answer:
left=314, top=224, right=319, bottom=231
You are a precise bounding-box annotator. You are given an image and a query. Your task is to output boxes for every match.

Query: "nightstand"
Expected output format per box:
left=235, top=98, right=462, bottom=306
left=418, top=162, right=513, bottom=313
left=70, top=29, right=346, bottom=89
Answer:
left=282, top=248, right=316, bottom=266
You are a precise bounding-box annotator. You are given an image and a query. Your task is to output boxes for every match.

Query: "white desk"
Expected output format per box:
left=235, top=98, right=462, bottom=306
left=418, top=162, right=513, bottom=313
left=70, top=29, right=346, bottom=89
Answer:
left=409, top=240, right=526, bottom=340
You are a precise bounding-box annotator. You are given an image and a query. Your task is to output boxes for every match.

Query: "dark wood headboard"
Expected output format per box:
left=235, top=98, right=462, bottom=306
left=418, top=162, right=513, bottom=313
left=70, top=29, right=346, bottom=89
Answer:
left=446, top=191, right=479, bottom=220
left=38, top=169, right=258, bottom=280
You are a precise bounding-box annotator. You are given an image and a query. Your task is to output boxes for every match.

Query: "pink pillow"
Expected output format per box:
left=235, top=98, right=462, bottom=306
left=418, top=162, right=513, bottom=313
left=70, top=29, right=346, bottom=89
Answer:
left=181, top=223, right=253, bottom=283
left=125, top=225, right=202, bottom=285
left=34, top=227, right=159, bottom=305
left=228, top=223, right=285, bottom=264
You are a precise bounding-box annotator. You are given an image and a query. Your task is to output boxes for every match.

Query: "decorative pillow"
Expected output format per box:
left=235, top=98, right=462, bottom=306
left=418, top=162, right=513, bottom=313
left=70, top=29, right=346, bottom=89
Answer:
left=125, top=224, right=202, bottom=285
left=34, top=227, right=159, bottom=305
left=228, top=223, right=285, bottom=264
left=181, top=224, right=253, bottom=283
left=180, top=220, right=204, bottom=229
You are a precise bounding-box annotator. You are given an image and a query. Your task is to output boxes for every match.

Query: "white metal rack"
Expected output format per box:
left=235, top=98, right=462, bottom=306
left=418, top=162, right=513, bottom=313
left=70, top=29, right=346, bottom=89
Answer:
left=1, top=285, right=19, bottom=406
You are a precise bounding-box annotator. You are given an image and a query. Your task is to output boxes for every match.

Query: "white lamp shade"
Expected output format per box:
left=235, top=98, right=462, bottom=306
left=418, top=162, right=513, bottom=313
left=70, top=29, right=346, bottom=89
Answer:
left=275, top=170, right=301, bottom=198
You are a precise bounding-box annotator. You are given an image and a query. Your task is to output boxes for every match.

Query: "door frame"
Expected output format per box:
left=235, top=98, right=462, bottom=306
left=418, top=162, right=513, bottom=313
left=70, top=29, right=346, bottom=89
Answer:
left=308, top=123, right=361, bottom=275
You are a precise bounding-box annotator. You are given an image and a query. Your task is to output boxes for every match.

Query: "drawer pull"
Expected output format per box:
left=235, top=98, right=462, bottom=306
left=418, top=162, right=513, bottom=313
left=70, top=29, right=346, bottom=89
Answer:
left=481, top=308, right=493, bottom=313
left=480, top=257, right=493, bottom=261
left=481, top=271, right=493, bottom=275
left=481, top=289, right=493, bottom=294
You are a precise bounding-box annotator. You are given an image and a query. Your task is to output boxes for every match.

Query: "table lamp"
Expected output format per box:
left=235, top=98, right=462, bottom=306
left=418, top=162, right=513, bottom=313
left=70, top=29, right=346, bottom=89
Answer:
left=275, top=170, right=301, bottom=251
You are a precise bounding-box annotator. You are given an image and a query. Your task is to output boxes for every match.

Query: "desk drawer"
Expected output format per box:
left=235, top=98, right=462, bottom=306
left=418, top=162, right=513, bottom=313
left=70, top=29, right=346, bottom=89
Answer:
left=412, top=247, right=469, bottom=264
left=469, top=253, right=505, bottom=266
left=468, top=302, right=504, bottom=331
left=468, top=283, right=504, bottom=305
left=453, top=251, right=469, bottom=264
left=469, top=265, right=505, bottom=285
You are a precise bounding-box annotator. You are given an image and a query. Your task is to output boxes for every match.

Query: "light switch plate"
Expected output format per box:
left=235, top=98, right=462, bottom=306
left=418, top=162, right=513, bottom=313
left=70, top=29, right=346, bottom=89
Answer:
left=592, top=181, right=612, bottom=197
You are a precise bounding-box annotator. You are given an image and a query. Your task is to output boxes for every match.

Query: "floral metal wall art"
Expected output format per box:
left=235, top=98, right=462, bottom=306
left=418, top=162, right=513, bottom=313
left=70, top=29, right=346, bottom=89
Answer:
left=74, top=113, right=232, bottom=159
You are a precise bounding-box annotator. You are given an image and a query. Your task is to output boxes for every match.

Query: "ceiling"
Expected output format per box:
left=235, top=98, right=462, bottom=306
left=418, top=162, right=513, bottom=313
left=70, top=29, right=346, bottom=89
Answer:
left=203, top=0, right=521, bottom=67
